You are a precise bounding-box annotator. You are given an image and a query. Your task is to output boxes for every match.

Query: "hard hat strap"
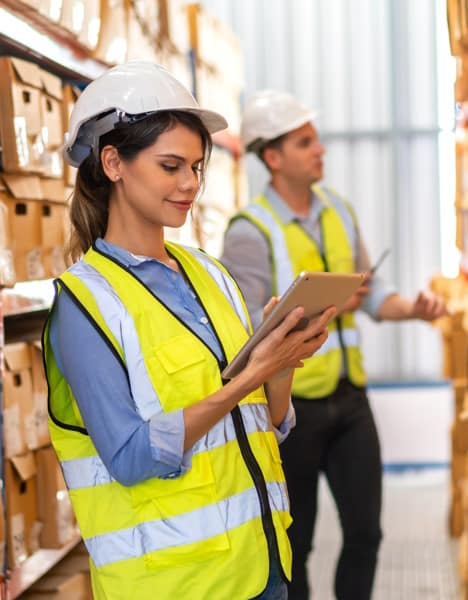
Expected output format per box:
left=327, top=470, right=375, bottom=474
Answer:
left=77, top=110, right=156, bottom=161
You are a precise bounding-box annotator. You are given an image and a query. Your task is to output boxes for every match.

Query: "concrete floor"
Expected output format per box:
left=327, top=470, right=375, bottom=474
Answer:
left=308, top=469, right=460, bottom=599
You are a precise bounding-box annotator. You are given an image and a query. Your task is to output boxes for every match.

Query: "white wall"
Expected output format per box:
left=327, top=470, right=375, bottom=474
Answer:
left=368, top=383, right=453, bottom=466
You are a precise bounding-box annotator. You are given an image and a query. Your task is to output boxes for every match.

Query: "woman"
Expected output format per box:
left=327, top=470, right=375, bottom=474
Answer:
left=42, top=62, right=335, bottom=600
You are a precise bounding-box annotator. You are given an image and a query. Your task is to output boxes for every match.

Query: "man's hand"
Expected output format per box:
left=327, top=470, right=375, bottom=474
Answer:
left=338, top=276, right=371, bottom=315
left=411, top=291, right=448, bottom=321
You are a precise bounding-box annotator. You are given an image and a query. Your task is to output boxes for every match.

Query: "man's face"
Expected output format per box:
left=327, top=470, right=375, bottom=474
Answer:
left=267, top=122, right=325, bottom=185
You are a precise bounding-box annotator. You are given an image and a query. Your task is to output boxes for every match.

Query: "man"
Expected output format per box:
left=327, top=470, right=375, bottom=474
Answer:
left=221, top=90, right=446, bottom=600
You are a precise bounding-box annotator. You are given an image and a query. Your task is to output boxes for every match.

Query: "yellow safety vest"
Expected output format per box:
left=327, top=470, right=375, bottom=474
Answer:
left=43, top=242, right=292, bottom=600
left=232, top=185, right=366, bottom=398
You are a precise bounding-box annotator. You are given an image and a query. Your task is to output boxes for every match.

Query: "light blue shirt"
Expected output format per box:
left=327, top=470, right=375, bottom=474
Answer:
left=49, top=238, right=294, bottom=486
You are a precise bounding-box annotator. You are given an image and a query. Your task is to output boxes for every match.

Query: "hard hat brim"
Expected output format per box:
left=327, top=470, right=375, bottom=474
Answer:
left=244, top=110, right=317, bottom=153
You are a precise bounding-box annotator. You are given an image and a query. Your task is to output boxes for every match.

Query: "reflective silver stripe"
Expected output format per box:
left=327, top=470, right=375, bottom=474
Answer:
left=61, top=455, right=115, bottom=490
left=84, top=480, right=288, bottom=567
left=313, top=186, right=357, bottom=251
left=184, top=246, right=250, bottom=331
left=69, top=261, right=161, bottom=422
left=314, top=328, right=361, bottom=357
left=244, top=205, right=294, bottom=295
left=61, top=403, right=272, bottom=490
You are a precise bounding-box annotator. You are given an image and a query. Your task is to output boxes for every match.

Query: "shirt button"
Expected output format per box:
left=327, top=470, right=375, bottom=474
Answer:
left=200, top=316, right=209, bottom=324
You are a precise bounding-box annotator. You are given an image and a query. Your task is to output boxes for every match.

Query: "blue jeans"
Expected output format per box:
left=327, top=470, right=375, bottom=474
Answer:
left=253, top=558, right=288, bottom=599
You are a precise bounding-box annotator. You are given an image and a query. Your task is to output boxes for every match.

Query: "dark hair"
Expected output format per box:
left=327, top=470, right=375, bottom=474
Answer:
left=256, top=133, right=288, bottom=168
left=68, top=110, right=212, bottom=262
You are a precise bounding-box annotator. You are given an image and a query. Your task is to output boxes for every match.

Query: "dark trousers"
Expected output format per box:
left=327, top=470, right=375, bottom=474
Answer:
left=281, top=379, right=382, bottom=600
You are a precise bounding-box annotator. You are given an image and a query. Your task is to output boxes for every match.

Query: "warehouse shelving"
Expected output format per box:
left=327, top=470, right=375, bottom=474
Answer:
left=0, top=2, right=244, bottom=596
left=7, top=533, right=81, bottom=599
left=0, top=0, right=107, bottom=80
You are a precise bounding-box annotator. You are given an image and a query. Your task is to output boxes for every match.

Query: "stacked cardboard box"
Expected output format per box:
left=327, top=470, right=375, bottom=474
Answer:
left=3, top=341, right=77, bottom=570
left=431, top=272, right=468, bottom=593
left=0, top=57, right=70, bottom=284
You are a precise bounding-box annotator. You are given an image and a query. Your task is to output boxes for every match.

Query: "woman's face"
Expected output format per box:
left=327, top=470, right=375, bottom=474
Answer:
left=112, top=122, right=204, bottom=231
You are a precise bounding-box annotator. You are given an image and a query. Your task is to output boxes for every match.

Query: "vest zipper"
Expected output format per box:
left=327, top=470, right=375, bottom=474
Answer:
left=230, top=405, right=285, bottom=580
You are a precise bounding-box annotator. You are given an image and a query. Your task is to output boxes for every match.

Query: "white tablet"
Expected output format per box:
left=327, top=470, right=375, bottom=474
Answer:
left=222, top=271, right=366, bottom=379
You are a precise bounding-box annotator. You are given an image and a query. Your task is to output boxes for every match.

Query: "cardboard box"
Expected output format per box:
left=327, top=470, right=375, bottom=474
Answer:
left=20, top=0, right=41, bottom=9
left=450, top=484, right=464, bottom=537
left=40, top=69, right=64, bottom=178
left=78, top=0, right=102, bottom=50
left=452, top=451, right=466, bottom=485
left=38, top=0, right=63, bottom=22
left=5, top=451, right=39, bottom=567
left=131, top=0, right=161, bottom=40
left=21, top=572, right=90, bottom=599
left=51, top=553, right=92, bottom=598
left=93, top=0, right=127, bottom=64
left=160, top=0, right=190, bottom=54
left=36, top=446, right=76, bottom=548
left=454, top=381, right=467, bottom=416
left=0, top=174, right=44, bottom=281
left=0, top=178, right=16, bottom=286
left=460, top=531, right=468, bottom=582
left=0, top=494, right=6, bottom=573
left=60, top=0, right=85, bottom=35
left=29, top=341, right=50, bottom=448
left=52, top=552, right=90, bottom=575
left=40, top=178, right=67, bottom=277
left=452, top=417, right=468, bottom=454
left=126, top=2, right=161, bottom=63
left=3, top=343, right=35, bottom=457
left=0, top=57, right=44, bottom=173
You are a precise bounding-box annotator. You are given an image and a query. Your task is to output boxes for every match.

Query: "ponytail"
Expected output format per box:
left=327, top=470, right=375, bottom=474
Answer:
left=67, top=154, right=110, bottom=262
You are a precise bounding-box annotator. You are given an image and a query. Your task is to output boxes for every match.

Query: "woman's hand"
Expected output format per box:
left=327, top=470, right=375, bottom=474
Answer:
left=243, top=304, right=337, bottom=388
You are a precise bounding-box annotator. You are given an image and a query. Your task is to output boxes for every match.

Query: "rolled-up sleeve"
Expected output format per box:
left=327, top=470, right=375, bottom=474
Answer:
left=149, top=410, right=193, bottom=477
left=272, top=400, right=296, bottom=444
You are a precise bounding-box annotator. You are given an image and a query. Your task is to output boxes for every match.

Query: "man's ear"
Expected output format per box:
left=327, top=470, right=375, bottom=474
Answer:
left=262, top=147, right=283, bottom=172
left=101, top=145, right=122, bottom=182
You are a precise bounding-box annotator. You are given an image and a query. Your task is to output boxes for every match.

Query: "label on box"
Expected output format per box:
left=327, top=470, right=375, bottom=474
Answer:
left=0, top=249, right=16, bottom=287
left=11, top=513, right=27, bottom=565
left=25, top=410, right=38, bottom=450
left=31, top=133, right=45, bottom=164
left=4, top=405, right=22, bottom=456
left=57, top=490, right=75, bottom=545
left=27, top=248, right=45, bottom=280
left=34, top=391, right=50, bottom=444
left=51, top=246, right=66, bottom=277
left=13, top=117, right=29, bottom=168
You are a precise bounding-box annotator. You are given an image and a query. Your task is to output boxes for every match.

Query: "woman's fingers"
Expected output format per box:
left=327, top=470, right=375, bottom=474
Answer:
left=262, top=296, right=280, bottom=320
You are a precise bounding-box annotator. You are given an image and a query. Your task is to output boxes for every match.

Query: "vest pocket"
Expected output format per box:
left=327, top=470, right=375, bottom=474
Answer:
left=130, top=452, right=231, bottom=569
left=148, top=334, right=215, bottom=412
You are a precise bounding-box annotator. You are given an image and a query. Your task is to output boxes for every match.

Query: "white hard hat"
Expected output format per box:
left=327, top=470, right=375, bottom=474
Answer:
left=65, top=61, right=228, bottom=167
left=241, top=90, right=317, bottom=152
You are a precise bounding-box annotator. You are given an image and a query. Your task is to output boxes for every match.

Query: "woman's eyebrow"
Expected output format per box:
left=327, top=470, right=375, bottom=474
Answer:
left=155, top=153, right=204, bottom=163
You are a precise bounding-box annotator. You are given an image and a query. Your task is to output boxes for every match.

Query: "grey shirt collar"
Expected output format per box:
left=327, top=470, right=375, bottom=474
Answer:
left=264, top=183, right=326, bottom=227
